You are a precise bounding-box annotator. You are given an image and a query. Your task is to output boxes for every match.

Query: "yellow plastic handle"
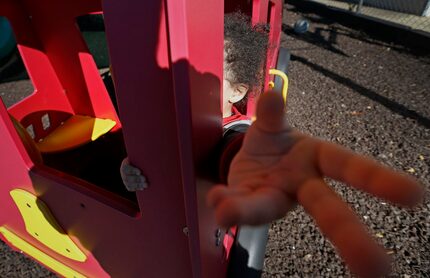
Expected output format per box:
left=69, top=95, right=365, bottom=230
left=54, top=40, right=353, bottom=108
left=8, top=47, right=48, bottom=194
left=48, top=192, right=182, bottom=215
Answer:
left=252, top=69, right=290, bottom=122
left=268, top=69, right=289, bottom=104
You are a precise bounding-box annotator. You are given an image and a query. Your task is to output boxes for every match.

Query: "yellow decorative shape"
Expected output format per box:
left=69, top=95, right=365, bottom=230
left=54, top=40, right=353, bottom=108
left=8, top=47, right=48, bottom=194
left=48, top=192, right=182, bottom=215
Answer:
left=0, top=227, right=86, bottom=278
left=269, top=69, right=289, bottom=104
left=10, top=189, right=87, bottom=262
left=36, top=115, right=116, bottom=153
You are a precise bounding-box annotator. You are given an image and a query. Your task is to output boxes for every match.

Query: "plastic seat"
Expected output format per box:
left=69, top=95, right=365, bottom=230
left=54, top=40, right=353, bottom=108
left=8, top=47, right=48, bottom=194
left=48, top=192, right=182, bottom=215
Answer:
left=35, top=115, right=116, bottom=153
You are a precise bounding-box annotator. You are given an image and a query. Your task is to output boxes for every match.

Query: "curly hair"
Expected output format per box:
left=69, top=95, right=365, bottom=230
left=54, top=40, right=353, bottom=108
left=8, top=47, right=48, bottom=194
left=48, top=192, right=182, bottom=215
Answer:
left=224, top=12, right=269, bottom=95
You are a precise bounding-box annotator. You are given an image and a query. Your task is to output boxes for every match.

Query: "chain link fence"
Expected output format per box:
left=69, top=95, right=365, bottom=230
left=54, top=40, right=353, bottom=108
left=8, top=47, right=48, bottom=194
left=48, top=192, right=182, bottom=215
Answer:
left=308, top=0, right=430, bottom=34
left=354, top=0, right=430, bottom=16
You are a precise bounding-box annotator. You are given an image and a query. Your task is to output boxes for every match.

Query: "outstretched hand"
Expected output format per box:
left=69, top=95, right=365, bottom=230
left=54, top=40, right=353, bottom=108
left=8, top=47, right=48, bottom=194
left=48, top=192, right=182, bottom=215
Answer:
left=207, top=92, right=424, bottom=277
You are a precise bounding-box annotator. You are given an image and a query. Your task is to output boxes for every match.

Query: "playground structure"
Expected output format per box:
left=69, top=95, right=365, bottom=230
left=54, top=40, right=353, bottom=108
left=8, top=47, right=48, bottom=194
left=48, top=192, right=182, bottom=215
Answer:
left=0, top=0, right=288, bottom=277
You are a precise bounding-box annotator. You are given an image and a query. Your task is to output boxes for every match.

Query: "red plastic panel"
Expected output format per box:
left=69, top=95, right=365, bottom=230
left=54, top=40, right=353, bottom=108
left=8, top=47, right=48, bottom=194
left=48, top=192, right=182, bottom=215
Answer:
left=0, top=0, right=120, bottom=129
left=247, top=0, right=283, bottom=117
left=0, top=0, right=73, bottom=119
left=0, top=102, right=107, bottom=277
left=0, top=0, right=119, bottom=276
left=0, top=0, right=282, bottom=277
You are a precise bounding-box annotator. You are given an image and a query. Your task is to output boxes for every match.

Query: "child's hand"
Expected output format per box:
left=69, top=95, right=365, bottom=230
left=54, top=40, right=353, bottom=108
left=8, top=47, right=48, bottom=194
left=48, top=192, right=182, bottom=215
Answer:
left=207, top=92, right=424, bottom=277
left=120, top=158, right=148, bottom=191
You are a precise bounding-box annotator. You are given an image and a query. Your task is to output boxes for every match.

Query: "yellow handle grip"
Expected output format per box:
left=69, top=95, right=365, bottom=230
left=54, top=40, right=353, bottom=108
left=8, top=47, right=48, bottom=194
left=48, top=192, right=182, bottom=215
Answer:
left=252, top=69, right=289, bottom=122
left=268, top=69, right=289, bottom=104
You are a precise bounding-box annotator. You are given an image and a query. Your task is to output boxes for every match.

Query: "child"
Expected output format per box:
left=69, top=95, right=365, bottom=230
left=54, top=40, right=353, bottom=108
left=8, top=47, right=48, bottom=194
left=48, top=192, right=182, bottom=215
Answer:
left=121, top=12, right=269, bottom=190
left=121, top=12, right=424, bottom=278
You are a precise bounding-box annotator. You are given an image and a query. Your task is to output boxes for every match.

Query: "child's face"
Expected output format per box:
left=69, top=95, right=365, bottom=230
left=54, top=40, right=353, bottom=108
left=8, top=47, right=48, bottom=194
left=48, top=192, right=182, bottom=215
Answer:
left=222, top=52, right=248, bottom=118
left=222, top=75, right=248, bottom=118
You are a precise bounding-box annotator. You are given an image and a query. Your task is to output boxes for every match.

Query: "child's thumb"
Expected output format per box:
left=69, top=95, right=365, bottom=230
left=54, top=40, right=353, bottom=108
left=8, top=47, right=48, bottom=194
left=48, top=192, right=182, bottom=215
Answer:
left=255, top=91, right=287, bottom=133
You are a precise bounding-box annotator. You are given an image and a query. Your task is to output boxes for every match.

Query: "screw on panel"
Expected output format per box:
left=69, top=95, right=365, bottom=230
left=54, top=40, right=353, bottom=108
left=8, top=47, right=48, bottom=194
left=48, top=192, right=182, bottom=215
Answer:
left=215, top=228, right=222, bottom=246
left=182, top=227, right=189, bottom=236
left=215, top=228, right=221, bottom=237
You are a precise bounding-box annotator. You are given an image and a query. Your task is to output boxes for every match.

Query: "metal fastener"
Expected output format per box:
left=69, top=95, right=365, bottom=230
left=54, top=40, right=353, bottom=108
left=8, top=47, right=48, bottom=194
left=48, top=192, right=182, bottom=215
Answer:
left=182, top=227, right=189, bottom=236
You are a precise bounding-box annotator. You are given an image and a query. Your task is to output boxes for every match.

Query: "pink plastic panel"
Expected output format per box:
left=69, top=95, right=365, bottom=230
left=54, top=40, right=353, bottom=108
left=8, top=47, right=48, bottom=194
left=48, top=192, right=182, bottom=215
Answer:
left=104, top=0, right=228, bottom=276
left=103, top=0, right=195, bottom=277
left=165, top=0, right=224, bottom=277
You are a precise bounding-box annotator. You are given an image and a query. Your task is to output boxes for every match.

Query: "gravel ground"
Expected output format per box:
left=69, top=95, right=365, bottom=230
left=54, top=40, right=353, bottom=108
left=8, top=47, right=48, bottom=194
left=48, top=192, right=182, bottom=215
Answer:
left=1, top=3, right=429, bottom=277
left=263, top=4, right=430, bottom=278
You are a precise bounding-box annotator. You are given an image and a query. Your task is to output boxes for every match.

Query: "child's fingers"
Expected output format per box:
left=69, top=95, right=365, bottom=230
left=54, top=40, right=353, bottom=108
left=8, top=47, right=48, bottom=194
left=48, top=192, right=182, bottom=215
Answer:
left=124, top=181, right=148, bottom=192
left=125, top=175, right=146, bottom=184
left=123, top=175, right=148, bottom=191
left=213, top=186, right=295, bottom=228
left=315, top=140, right=424, bottom=207
left=297, top=178, right=391, bottom=277
left=207, top=185, right=252, bottom=208
left=122, top=164, right=141, bottom=175
left=120, top=158, right=142, bottom=175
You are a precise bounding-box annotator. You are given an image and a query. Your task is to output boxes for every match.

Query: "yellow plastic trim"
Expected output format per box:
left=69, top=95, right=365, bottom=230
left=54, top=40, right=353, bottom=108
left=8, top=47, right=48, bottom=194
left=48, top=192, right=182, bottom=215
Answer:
left=268, top=69, right=289, bottom=104
left=0, top=227, right=86, bottom=278
left=10, top=189, right=87, bottom=262
left=36, top=115, right=116, bottom=153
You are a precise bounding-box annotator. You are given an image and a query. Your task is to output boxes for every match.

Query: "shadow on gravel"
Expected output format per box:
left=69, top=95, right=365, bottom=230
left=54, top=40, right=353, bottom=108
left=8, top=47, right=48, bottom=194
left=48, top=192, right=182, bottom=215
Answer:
left=282, top=24, right=349, bottom=57
left=0, top=48, right=29, bottom=84
left=286, top=1, right=430, bottom=56
left=291, top=54, right=430, bottom=129
left=294, top=13, right=407, bottom=53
